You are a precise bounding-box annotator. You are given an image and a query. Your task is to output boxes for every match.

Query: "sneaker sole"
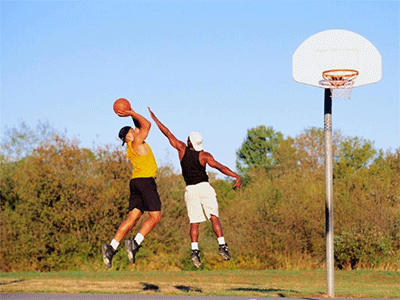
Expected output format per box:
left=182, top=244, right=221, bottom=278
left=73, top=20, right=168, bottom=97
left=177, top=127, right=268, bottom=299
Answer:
left=125, top=240, right=134, bottom=263
left=219, top=252, right=231, bottom=260
left=191, top=257, right=202, bottom=268
left=102, top=245, right=112, bottom=268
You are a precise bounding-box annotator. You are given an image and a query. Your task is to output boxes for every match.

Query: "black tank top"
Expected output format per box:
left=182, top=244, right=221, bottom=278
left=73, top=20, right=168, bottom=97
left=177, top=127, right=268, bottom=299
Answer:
left=180, top=147, right=209, bottom=186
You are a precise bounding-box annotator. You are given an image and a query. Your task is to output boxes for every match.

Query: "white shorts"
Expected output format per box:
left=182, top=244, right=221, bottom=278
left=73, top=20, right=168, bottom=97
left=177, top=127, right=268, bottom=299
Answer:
left=184, top=182, right=219, bottom=223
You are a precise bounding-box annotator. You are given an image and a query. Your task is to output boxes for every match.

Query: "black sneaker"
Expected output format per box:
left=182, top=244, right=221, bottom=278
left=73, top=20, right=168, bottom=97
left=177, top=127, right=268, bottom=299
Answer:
left=191, top=250, right=202, bottom=268
left=102, top=244, right=117, bottom=268
left=125, top=239, right=142, bottom=263
left=218, top=243, right=231, bottom=260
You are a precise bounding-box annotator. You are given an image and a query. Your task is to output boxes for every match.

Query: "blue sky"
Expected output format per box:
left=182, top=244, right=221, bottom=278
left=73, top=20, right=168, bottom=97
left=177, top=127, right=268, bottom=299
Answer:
left=1, top=1, right=399, bottom=174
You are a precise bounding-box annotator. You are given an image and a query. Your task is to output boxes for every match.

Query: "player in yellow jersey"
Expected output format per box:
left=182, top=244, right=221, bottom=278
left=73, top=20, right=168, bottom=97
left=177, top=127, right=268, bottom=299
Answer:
left=102, top=107, right=161, bottom=268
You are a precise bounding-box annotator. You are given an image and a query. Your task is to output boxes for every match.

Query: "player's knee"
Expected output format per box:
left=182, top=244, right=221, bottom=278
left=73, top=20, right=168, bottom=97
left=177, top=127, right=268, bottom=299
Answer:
left=210, top=214, right=219, bottom=222
left=151, top=213, right=161, bottom=224
left=156, top=215, right=161, bottom=224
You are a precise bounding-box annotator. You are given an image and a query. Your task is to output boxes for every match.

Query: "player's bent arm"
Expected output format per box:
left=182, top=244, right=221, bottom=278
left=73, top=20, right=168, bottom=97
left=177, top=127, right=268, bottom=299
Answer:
left=131, top=110, right=151, bottom=145
left=204, top=152, right=242, bottom=188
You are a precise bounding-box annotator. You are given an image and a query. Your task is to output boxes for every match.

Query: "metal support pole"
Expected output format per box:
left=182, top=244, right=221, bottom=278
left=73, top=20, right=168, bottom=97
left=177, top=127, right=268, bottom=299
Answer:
left=324, top=88, right=334, bottom=298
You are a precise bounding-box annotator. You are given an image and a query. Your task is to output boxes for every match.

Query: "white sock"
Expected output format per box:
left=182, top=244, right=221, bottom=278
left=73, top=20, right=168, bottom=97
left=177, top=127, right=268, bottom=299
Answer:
left=134, top=233, right=144, bottom=245
left=110, top=239, right=119, bottom=251
left=217, top=237, right=225, bottom=245
left=191, top=242, right=199, bottom=250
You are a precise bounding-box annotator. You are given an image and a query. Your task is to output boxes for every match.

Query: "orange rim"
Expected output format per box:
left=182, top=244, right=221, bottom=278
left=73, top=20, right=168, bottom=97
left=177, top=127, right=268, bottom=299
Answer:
left=323, top=69, right=359, bottom=81
left=322, top=69, right=359, bottom=88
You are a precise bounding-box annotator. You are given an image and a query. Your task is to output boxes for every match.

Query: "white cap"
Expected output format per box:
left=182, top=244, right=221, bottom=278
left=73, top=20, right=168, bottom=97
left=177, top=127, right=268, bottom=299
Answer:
left=189, top=131, right=203, bottom=151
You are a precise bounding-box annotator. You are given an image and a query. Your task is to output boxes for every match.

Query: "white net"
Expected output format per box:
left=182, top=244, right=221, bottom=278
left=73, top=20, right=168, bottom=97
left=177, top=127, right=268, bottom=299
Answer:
left=321, top=69, right=358, bottom=101
left=330, top=87, right=353, bottom=101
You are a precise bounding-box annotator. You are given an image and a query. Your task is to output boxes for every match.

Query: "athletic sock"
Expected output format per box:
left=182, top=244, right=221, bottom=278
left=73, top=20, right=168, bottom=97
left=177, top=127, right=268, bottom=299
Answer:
left=191, top=242, right=199, bottom=250
left=134, top=233, right=144, bottom=245
left=110, top=239, right=119, bottom=251
left=217, top=236, right=226, bottom=245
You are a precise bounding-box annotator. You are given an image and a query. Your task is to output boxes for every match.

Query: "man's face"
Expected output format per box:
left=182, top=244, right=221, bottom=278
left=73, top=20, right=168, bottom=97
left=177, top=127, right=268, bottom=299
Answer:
left=125, top=128, right=136, bottom=143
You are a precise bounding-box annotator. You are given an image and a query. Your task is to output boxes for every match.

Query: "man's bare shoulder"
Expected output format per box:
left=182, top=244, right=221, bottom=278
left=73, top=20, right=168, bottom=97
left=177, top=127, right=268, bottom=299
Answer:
left=176, top=139, right=187, bottom=150
left=200, top=151, right=213, bottom=158
left=199, top=150, right=214, bottom=165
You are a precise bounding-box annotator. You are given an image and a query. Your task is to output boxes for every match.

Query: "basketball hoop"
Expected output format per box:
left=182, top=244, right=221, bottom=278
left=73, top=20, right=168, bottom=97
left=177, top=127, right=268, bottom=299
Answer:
left=293, top=30, right=382, bottom=298
left=320, top=69, right=359, bottom=100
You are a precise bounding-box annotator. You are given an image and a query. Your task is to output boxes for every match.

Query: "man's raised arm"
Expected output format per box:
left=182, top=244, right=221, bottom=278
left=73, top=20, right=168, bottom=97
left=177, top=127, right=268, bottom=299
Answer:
left=148, top=107, right=185, bottom=152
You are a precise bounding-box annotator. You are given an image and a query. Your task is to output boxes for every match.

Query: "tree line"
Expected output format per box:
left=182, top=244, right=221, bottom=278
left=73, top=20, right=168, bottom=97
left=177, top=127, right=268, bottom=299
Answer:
left=1, top=122, right=399, bottom=272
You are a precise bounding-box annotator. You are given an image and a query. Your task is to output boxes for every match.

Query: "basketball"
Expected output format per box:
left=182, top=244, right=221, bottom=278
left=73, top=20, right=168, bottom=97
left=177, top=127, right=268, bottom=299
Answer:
left=113, top=98, right=132, bottom=114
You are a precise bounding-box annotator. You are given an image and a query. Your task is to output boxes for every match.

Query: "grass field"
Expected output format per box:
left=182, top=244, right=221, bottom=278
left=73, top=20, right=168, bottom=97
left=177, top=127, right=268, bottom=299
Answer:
left=0, top=270, right=399, bottom=298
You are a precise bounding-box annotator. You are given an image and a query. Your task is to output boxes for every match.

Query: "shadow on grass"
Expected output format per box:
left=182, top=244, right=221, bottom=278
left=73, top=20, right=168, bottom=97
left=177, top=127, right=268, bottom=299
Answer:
left=140, top=282, right=159, bottom=292
left=139, top=282, right=303, bottom=296
left=0, top=279, right=25, bottom=286
left=174, top=285, right=203, bottom=293
left=229, top=287, right=301, bottom=297
left=140, top=282, right=203, bottom=293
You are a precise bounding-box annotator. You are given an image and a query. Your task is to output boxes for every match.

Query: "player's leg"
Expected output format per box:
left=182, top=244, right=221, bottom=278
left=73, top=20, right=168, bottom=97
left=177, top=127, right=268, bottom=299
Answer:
left=126, top=178, right=162, bottom=263
left=102, top=208, right=142, bottom=268
left=201, top=183, right=231, bottom=261
left=125, top=210, right=161, bottom=263
left=139, top=210, right=162, bottom=237
left=210, top=215, right=230, bottom=260
left=185, top=185, right=206, bottom=268
left=115, top=208, right=142, bottom=241
left=190, top=222, right=200, bottom=242
left=210, top=214, right=223, bottom=237
left=190, top=222, right=202, bottom=268
left=136, top=178, right=162, bottom=239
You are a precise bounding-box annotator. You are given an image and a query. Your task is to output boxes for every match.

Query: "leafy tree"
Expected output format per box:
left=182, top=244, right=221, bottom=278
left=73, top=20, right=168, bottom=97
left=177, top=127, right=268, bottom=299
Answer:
left=1, top=120, right=62, bottom=160
left=293, top=127, right=343, bottom=170
left=1, top=120, right=399, bottom=271
left=273, top=137, right=304, bottom=174
left=334, top=136, right=377, bottom=178
left=293, top=127, right=325, bottom=168
left=236, top=125, right=283, bottom=175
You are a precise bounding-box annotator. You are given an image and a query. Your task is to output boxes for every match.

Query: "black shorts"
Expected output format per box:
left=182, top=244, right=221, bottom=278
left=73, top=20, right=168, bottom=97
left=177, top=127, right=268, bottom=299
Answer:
left=129, top=177, right=161, bottom=213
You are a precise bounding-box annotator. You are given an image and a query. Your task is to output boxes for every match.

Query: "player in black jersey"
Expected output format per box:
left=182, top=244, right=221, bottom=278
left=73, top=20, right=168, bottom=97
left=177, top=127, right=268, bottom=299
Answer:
left=148, top=107, right=241, bottom=268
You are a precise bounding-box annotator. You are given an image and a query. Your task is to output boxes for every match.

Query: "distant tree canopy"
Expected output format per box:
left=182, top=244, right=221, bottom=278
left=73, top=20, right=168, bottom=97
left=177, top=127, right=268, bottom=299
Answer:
left=236, top=125, right=284, bottom=175
left=1, top=120, right=63, bottom=160
left=236, top=125, right=378, bottom=178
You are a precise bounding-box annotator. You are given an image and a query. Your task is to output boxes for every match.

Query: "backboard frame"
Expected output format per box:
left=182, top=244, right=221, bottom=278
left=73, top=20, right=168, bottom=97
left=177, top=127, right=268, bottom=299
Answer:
left=292, top=29, right=382, bottom=88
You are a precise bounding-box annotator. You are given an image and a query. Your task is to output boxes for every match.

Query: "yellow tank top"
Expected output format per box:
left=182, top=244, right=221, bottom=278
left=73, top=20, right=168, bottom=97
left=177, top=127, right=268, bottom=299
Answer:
left=126, top=142, right=157, bottom=179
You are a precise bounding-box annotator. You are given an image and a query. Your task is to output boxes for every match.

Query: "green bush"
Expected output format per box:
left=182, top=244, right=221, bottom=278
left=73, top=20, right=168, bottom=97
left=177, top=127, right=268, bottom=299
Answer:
left=335, top=230, right=394, bottom=270
left=1, top=123, right=399, bottom=272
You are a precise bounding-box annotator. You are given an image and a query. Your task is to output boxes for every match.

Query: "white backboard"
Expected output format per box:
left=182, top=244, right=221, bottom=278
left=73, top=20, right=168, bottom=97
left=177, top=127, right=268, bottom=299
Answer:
left=292, top=29, right=382, bottom=88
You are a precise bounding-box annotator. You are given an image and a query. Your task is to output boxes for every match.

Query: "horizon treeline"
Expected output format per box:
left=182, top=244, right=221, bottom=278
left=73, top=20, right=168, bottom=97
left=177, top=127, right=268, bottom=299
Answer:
left=1, top=121, right=399, bottom=272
